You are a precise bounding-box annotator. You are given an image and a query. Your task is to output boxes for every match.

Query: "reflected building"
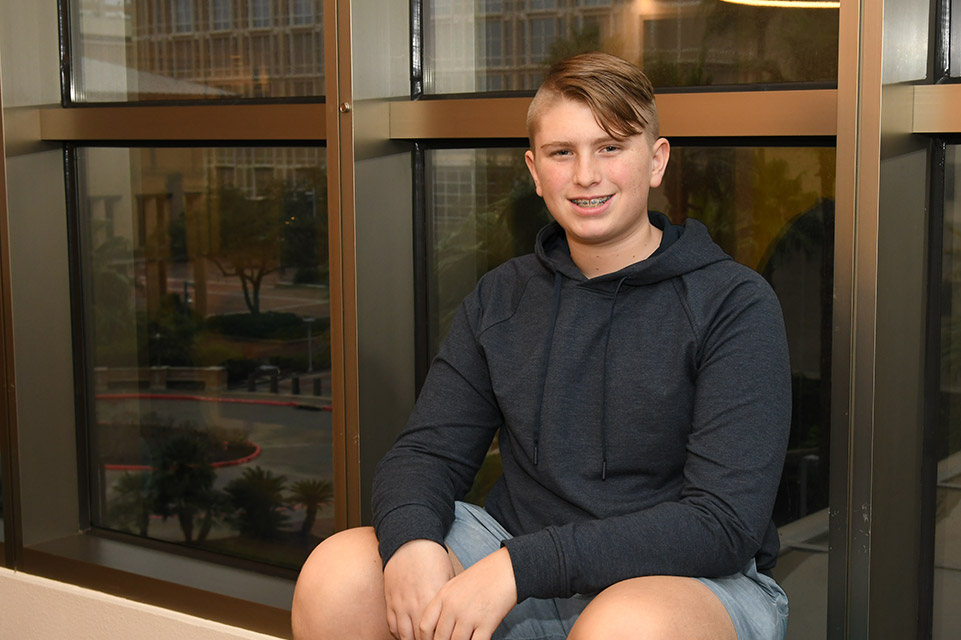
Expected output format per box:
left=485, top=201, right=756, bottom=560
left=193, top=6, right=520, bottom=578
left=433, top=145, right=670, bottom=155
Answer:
left=72, top=0, right=327, bottom=211
left=425, top=0, right=837, bottom=94
left=74, top=0, right=325, bottom=100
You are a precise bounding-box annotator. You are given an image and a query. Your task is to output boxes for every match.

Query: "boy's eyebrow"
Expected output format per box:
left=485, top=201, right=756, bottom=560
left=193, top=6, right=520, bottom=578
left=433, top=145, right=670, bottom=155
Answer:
left=537, top=135, right=625, bottom=151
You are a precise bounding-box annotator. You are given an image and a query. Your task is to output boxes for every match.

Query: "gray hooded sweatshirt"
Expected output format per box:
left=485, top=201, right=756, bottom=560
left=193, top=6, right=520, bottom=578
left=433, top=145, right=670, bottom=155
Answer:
left=372, top=212, right=791, bottom=603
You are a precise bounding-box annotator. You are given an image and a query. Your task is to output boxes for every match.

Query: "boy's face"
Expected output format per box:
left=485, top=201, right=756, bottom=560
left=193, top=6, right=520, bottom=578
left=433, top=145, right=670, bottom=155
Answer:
left=525, top=97, right=669, bottom=255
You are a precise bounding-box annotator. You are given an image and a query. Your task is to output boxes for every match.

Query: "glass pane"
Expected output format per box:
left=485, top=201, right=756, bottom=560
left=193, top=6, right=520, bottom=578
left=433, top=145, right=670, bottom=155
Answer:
left=70, top=0, right=325, bottom=102
left=426, top=145, right=835, bottom=638
left=78, top=146, right=332, bottom=570
left=424, top=0, right=839, bottom=94
left=935, top=144, right=961, bottom=637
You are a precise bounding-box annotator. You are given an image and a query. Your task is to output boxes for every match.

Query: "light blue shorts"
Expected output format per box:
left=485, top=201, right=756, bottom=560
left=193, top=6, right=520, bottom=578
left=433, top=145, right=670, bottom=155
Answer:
left=444, top=501, right=789, bottom=640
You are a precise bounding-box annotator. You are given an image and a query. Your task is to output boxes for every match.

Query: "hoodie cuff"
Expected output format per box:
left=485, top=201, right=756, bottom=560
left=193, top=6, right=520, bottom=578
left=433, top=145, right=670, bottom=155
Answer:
left=374, top=504, right=448, bottom=567
left=502, top=527, right=568, bottom=602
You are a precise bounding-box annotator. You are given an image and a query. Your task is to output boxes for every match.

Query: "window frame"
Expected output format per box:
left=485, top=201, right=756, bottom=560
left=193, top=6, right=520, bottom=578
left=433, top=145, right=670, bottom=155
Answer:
left=210, top=0, right=233, bottom=32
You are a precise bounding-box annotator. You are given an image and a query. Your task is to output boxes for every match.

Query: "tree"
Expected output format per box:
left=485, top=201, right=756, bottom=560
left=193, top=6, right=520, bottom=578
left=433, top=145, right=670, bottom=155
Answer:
left=146, top=293, right=201, bottom=366
left=225, top=466, right=290, bottom=541
left=547, top=23, right=601, bottom=67
left=281, top=174, right=329, bottom=286
left=287, top=478, right=333, bottom=536
left=107, top=471, right=151, bottom=536
left=90, top=231, right=144, bottom=366
left=148, top=430, right=216, bottom=543
left=208, top=186, right=285, bottom=315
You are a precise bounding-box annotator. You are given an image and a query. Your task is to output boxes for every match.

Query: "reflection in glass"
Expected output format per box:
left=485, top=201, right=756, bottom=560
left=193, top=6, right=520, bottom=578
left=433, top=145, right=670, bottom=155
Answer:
left=71, top=0, right=324, bottom=102
left=78, top=147, right=332, bottom=570
left=424, top=0, right=838, bottom=93
left=211, top=0, right=233, bottom=31
left=935, top=146, right=961, bottom=637
left=426, top=145, right=835, bottom=637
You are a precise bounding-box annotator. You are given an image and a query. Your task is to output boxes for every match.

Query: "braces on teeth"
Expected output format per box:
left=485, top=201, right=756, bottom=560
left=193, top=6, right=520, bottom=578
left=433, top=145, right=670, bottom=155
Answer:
left=572, top=196, right=611, bottom=206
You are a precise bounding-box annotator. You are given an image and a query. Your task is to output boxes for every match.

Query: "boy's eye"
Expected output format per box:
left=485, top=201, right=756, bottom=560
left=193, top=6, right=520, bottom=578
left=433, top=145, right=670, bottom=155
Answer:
left=551, top=149, right=572, bottom=157
left=602, top=145, right=620, bottom=153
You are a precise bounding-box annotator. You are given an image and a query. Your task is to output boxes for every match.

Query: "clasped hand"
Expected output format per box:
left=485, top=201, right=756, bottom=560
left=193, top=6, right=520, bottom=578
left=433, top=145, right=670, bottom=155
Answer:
left=383, top=540, right=517, bottom=640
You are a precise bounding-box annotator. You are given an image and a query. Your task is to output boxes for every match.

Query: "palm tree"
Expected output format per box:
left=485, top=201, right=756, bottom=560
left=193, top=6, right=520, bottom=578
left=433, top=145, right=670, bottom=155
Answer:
left=107, top=471, right=151, bottom=536
left=225, top=466, right=289, bottom=541
left=148, top=431, right=216, bottom=543
left=288, top=478, right=333, bottom=536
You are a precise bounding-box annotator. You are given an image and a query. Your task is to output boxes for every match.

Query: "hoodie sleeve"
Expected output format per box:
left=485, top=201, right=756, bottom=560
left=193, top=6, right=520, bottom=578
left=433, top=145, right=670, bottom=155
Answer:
left=502, top=273, right=792, bottom=601
left=371, top=292, right=503, bottom=566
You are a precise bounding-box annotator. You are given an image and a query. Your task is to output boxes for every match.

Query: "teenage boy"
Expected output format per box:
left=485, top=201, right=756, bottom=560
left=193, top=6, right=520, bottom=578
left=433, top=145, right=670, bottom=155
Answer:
left=292, top=51, right=791, bottom=640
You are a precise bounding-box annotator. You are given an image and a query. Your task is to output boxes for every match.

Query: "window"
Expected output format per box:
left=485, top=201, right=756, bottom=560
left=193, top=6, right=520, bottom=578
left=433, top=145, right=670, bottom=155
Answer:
left=289, top=31, right=318, bottom=75
left=482, top=0, right=504, bottom=14
left=480, top=21, right=505, bottom=68
left=171, top=39, right=197, bottom=78
left=208, top=36, right=234, bottom=75
left=249, top=0, right=271, bottom=28
left=423, top=0, right=839, bottom=94
left=135, top=0, right=153, bottom=36
left=528, top=0, right=559, bottom=10
left=424, top=143, right=835, bottom=630
left=935, top=143, right=961, bottom=636
left=173, top=0, right=194, bottom=34
left=76, top=146, right=332, bottom=571
left=70, top=0, right=323, bottom=101
left=527, top=17, right=557, bottom=65
left=290, top=0, right=313, bottom=26
left=210, top=0, right=233, bottom=31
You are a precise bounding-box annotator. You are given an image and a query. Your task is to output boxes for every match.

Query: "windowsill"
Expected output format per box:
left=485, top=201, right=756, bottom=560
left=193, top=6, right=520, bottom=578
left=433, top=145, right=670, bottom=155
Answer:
left=23, top=532, right=294, bottom=638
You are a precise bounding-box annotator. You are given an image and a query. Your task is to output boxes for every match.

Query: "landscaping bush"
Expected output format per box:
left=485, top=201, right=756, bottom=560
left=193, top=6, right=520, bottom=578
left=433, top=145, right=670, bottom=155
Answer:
left=207, top=311, right=329, bottom=340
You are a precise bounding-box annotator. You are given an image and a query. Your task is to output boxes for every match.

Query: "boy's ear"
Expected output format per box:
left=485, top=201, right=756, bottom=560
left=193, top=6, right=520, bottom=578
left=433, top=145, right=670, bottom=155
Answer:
left=525, top=149, right=543, bottom=197
left=649, top=137, right=670, bottom=189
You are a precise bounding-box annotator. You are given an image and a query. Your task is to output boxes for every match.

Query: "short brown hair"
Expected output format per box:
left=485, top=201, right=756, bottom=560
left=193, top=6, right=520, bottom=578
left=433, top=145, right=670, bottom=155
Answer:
left=527, top=52, right=659, bottom=144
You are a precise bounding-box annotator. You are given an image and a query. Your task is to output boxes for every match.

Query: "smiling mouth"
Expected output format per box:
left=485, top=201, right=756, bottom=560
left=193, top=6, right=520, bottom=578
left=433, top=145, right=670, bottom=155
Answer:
left=570, top=195, right=612, bottom=208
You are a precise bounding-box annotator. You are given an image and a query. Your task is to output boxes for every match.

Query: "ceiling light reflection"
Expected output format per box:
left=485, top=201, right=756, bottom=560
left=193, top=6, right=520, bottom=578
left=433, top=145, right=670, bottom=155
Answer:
left=720, top=0, right=839, bottom=7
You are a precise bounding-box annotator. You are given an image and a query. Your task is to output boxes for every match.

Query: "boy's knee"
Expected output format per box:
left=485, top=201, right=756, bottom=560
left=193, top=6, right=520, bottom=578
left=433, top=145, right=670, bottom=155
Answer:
left=291, top=527, right=385, bottom=639
left=570, top=594, right=672, bottom=640
left=568, top=577, right=735, bottom=640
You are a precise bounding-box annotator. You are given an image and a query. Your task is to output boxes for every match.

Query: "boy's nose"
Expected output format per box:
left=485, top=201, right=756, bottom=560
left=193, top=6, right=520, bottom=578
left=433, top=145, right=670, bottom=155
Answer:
left=574, top=156, right=600, bottom=186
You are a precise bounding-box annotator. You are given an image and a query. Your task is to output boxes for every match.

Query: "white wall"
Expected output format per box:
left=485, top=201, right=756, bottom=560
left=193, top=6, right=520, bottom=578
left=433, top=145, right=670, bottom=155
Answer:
left=0, top=568, right=283, bottom=640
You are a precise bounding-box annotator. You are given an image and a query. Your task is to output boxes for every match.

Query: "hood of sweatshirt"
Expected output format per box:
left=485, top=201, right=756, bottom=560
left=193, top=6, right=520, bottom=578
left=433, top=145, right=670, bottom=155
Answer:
left=527, top=211, right=732, bottom=480
left=533, top=211, right=731, bottom=287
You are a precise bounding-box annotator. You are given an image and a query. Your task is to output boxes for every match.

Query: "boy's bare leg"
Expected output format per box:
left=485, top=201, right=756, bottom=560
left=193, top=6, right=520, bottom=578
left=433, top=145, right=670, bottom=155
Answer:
left=568, top=576, right=736, bottom=640
left=291, top=527, right=393, bottom=640
left=291, top=527, right=465, bottom=640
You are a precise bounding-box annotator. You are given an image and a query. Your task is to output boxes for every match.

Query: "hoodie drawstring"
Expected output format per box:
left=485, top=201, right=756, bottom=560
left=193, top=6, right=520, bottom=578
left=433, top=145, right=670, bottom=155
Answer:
left=532, top=272, right=627, bottom=481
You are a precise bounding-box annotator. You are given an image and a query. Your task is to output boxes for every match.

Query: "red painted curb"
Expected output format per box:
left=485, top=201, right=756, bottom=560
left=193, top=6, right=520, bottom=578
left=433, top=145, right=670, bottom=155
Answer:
left=104, top=443, right=263, bottom=472
left=96, top=392, right=332, bottom=411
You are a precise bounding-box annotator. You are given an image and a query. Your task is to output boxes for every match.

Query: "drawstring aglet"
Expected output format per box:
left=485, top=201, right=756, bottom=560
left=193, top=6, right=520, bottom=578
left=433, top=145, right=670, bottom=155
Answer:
left=601, top=460, right=607, bottom=481
left=533, top=444, right=539, bottom=466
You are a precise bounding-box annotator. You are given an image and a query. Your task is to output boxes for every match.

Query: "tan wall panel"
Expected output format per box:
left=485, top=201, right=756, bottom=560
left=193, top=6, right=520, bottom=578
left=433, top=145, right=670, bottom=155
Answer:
left=39, top=104, right=326, bottom=141
left=914, top=84, right=961, bottom=134
left=389, top=91, right=838, bottom=140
